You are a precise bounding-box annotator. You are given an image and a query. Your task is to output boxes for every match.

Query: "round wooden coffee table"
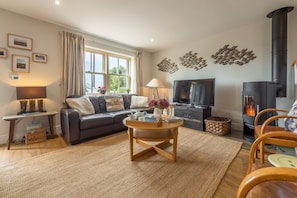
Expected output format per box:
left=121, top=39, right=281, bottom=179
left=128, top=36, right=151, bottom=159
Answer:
left=123, top=117, right=183, bottom=161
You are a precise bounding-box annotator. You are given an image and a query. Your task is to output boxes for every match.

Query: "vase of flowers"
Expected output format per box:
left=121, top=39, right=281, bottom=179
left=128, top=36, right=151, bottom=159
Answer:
left=148, top=99, right=169, bottom=116
left=98, top=85, right=106, bottom=94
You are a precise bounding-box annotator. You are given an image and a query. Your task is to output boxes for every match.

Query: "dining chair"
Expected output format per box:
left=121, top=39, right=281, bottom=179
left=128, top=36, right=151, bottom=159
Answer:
left=237, top=131, right=297, bottom=198
left=253, top=107, right=297, bottom=163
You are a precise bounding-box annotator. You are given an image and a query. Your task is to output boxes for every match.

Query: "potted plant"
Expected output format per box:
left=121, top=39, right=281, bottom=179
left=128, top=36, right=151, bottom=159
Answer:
left=97, top=85, right=107, bottom=94
left=148, top=99, right=169, bottom=115
left=126, top=88, right=131, bottom=94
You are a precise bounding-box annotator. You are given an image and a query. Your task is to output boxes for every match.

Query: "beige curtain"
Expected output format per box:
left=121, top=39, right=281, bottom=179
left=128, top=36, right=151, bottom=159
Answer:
left=135, top=51, right=143, bottom=95
left=61, top=32, right=85, bottom=100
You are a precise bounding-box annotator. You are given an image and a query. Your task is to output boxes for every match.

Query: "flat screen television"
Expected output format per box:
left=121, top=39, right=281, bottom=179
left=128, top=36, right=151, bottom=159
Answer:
left=173, top=78, right=215, bottom=107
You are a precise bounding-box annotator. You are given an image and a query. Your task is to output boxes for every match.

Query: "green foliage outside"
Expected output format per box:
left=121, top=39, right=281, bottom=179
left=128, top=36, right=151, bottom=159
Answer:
left=109, top=65, right=128, bottom=93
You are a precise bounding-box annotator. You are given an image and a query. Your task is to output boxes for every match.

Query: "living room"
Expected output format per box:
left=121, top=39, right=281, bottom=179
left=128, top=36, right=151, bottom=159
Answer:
left=0, top=1, right=296, bottom=143
left=0, top=1, right=297, bottom=197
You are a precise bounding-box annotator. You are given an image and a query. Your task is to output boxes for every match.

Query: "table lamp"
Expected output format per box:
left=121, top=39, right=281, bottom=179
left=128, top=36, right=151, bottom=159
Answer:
left=16, top=87, right=47, bottom=114
left=146, top=78, right=164, bottom=99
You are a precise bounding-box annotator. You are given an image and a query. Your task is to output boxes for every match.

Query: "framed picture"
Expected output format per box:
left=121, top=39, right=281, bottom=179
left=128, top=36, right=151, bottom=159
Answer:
left=32, top=53, right=47, bottom=63
left=0, top=48, right=7, bottom=58
left=12, top=54, right=30, bottom=73
left=7, top=33, right=33, bottom=51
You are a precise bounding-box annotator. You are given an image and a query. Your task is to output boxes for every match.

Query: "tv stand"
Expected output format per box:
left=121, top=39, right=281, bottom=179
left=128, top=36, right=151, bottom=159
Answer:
left=174, top=105, right=211, bottom=131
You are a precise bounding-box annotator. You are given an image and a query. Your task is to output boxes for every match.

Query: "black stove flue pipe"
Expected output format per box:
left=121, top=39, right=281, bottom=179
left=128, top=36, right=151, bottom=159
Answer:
left=267, top=6, right=294, bottom=97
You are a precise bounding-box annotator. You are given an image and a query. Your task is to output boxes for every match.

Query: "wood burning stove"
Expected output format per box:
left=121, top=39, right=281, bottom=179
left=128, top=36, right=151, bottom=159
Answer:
left=241, top=6, right=294, bottom=142
left=242, top=82, right=277, bottom=142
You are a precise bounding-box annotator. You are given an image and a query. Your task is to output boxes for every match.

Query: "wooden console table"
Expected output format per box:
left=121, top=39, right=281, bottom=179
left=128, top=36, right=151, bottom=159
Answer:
left=2, top=111, right=58, bottom=150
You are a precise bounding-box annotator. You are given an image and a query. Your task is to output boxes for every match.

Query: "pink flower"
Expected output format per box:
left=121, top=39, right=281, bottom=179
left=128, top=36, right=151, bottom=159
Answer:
left=97, top=85, right=106, bottom=91
left=148, top=99, right=169, bottom=109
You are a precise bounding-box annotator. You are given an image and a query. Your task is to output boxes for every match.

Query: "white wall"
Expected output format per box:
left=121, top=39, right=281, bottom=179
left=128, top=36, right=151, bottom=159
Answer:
left=151, top=11, right=297, bottom=131
left=0, top=9, right=63, bottom=144
left=0, top=9, right=145, bottom=145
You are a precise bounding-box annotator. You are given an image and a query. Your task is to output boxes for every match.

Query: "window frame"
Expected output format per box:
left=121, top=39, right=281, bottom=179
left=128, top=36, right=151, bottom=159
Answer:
left=84, top=48, right=131, bottom=94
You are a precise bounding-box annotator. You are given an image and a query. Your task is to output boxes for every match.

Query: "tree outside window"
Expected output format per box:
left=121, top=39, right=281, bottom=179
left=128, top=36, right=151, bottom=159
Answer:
left=109, top=56, right=129, bottom=93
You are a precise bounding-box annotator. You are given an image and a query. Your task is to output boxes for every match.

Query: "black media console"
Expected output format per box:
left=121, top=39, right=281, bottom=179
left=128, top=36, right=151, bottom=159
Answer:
left=174, top=105, right=211, bottom=131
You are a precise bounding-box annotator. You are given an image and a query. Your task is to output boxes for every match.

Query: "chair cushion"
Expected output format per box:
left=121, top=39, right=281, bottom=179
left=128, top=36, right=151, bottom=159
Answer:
left=133, top=128, right=174, bottom=139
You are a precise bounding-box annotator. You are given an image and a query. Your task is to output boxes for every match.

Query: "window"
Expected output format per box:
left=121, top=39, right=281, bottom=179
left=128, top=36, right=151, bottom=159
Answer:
left=84, top=48, right=131, bottom=94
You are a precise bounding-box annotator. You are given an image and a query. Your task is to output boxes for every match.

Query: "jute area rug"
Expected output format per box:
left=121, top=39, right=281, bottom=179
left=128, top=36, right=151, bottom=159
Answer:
left=0, top=127, right=242, bottom=198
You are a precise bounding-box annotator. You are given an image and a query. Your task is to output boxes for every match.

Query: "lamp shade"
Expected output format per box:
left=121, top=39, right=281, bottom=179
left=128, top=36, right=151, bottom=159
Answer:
left=16, top=87, right=47, bottom=100
left=146, top=78, right=164, bottom=88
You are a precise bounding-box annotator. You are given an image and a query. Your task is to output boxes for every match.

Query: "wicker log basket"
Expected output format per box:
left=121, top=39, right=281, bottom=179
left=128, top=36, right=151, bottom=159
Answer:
left=204, top=117, right=231, bottom=136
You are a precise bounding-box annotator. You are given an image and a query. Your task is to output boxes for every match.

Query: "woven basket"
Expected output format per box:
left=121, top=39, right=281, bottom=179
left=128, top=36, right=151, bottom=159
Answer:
left=204, top=117, right=231, bottom=136
left=25, top=128, right=46, bottom=144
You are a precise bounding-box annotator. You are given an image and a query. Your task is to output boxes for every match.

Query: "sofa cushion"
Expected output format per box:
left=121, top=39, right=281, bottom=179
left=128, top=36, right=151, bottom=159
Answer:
left=88, top=96, right=101, bottom=113
left=130, top=95, right=148, bottom=108
left=105, top=96, right=125, bottom=112
left=122, top=94, right=135, bottom=109
left=98, top=96, right=107, bottom=112
left=66, top=96, right=95, bottom=116
left=110, top=109, right=135, bottom=123
left=80, top=114, right=114, bottom=130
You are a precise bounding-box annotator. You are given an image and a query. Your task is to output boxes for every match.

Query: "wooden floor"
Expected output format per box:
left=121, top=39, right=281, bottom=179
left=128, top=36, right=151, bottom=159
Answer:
left=0, top=134, right=250, bottom=198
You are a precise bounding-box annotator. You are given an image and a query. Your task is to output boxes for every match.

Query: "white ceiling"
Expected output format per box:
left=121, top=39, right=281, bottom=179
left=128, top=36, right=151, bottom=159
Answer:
left=0, top=0, right=296, bottom=52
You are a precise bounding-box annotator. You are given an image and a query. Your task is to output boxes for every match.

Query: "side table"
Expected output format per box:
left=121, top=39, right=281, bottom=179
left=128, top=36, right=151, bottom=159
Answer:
left=2, top=111, right=58, bottom=150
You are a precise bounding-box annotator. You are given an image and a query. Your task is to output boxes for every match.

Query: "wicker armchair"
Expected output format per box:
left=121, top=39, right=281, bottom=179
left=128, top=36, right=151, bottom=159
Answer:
left=237, top=131, right=297, bottom=198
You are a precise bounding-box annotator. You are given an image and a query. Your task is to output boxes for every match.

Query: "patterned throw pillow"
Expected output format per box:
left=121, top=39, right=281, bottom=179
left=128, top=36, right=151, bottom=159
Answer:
left=66, top=96, right=95, bottom=116
left=130, top=96, right=148, bottom=108
left=105, top=96, right=125, bottom=112
left=284, top=100, right=297, bottom=155
left=284, top=100, right=297, bottom=132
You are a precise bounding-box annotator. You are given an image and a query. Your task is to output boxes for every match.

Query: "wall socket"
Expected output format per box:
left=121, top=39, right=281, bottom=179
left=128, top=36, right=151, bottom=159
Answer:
left=11, top=74, right=19, bottom=80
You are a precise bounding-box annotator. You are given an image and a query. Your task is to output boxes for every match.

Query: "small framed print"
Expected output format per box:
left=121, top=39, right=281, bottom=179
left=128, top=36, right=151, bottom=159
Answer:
left=0, top=48, right=7, bottom=58
left=12, top=54, right=30, bottom=73
left=32, top=53, right=47, bottom=63
left=8, top=33, right=33, bottom=51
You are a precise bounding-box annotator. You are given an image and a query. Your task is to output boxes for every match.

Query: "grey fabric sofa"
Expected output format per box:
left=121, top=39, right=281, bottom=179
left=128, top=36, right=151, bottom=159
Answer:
left=60, top=94, right=152, bottom=145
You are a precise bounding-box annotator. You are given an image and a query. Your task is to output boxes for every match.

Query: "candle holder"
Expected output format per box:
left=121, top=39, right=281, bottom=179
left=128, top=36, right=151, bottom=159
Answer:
left=38, top=99, right=46, bottom=112
left=18, top=100, right=28, bottom=114
left=29, top=100, right=36, bottom=112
